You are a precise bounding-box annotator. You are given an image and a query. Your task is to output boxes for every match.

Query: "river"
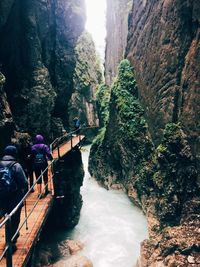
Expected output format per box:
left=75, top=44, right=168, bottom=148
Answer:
left=38, top=146, right=148, bottom=267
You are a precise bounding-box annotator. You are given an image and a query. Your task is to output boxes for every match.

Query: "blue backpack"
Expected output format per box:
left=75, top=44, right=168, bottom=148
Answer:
left=33, top=147, right=46, bottom=168
left=0, top=162, right=17, bottom=199
left=75, top=120, right=80, bottom=128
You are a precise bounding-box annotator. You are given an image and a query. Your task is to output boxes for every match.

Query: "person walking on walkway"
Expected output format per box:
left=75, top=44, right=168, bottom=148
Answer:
left=18, top=136, right=34, bottom=192
left=0, top=145, right=28, bottom=252
left=31, top=135, right=53, bottom=198
left=73, top=117, right=81, bottom=135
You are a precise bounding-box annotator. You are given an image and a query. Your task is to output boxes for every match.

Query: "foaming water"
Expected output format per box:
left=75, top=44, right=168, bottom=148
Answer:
left=39, top=146, right=148, bottom=267
left=66, top=146, right=148, bottom=267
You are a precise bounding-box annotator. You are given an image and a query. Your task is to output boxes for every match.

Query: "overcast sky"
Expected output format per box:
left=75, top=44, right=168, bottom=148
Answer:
left=85, top=0, right=107, bottom=62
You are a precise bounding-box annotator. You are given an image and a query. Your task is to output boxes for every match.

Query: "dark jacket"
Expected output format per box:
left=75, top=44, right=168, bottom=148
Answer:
left=18, top=142, right=32, bottom=170
left=0, top=155, right=28, bottom=213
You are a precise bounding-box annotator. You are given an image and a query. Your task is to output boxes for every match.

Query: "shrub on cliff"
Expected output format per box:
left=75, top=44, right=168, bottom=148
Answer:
left=96, top=83, right=110, bottom=127
left=110, top=59, right=153, bottom=159
left=153, top=123, right=198, bottom=225
left=73, top=31, right=102, bottom=97
left=89, top=59, right=154, bottom=185
left=68, top=31, right=102, bottom=139
left=136, top=123, right=198, bottom=226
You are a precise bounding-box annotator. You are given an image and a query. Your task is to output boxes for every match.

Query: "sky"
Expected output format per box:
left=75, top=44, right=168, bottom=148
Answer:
left=85, top=0, right=107, bottom=62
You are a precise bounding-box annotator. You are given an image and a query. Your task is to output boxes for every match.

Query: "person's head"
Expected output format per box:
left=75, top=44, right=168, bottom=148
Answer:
left=4, top=145, right=18, bottom=158
left=35, top=134, right=44, bottom=144
left=19, top=136, right=29, bottom=145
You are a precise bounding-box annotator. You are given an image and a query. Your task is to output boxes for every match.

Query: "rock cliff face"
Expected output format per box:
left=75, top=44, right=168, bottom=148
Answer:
left=89, top=59, right=199, bottom=266
left=105, top=0, right=200, bottom=160
left=52, top=147, right=84, bottom=228
left=0, top=72, right=14, bottom=153
left=68, top=31, right=102, bottom=139
left=126, top=0, right=200, bottom=158
left=91, top=0, right=200, bottom=265
left=104, top=0, right=131, bottom=86
left=0, top=0, right=100, bottom=142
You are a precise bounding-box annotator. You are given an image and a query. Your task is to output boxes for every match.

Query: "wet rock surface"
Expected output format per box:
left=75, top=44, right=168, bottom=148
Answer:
left=105, top=0, right=131, bottom=86
left=32, top=239, right=92, bottom=267
left=52, top=147, right=84, bottom=228
left=126, top=0, right=200, bottom=157
left=53, top=255, right=93, bottom=267
left=0, top=72, right=14, bottom=154
left=0, top=0, right=99, bottom=141
left=139, top=199, right=200, bottom=266
left=68, top=31, right=101, bottom=141
left=100, top=1, right=200, bottom=266
left=89, top=60, right=199, bottom=266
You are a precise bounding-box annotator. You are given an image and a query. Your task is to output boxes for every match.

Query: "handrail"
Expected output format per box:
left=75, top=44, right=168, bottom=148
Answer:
left=50, top=125, right=98, bottom=154
left=50, top=128, right=81, bottom=148
left=0, top=125, right=93, bottom=228
left=0, top=124, right=98, bottom=266
left=0, top=125, right=97, bottom=230
left=0, top=161, right=55, bottom=229
left=0, top=160, right=55, bottom=265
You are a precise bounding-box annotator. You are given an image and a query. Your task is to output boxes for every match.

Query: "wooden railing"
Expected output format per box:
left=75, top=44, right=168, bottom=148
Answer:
left=0, top=125, right=97, bottom=266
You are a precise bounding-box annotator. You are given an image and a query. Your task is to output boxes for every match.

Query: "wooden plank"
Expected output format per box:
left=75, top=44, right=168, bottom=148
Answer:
left=52, top=135, right=85, bottom=158
left=0, top=185, right=53, bottom=267
left=0, top=136, right=84, bottom=266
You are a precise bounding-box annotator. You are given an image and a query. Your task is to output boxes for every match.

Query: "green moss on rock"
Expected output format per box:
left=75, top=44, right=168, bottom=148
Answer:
left=153, top=123, right=197, bottom=224
left=89, top=59, right=153, bottom=188
left=68, top=31, right=102, bottom=140
left=73, top=31, right=102, bottom=98
left=96, top=83, right=110, bottom=127
left=136, top=123, right=198, bottom=226
left=89, top=59, right=198, bottom=229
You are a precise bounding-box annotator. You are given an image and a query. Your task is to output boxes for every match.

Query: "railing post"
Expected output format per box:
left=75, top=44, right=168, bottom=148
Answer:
left=57, top=146, right=60, bottom=158
left=5, top=215, right=13, bottom=267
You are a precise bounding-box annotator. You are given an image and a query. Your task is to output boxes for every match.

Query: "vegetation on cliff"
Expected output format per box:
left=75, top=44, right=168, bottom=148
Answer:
left=0, top=0, right=86, bottom=141
left=0, top=72, right=14, bottom=154
left=96, top=83, right=110, bottom=127
left=136, top=123, right=198, bottom=227
left=153, top=123, right=198, bottom=224
left=73, top=32, right=102, bottom=95
left=89, top=59, right=198, bottom=228
left=68, top=31, right=102, bottom=137
left=89, top=59, right=153, bottom=189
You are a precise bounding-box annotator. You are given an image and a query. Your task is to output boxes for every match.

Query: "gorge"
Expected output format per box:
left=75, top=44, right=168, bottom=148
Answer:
left=0, top=0, right=199, bottom=266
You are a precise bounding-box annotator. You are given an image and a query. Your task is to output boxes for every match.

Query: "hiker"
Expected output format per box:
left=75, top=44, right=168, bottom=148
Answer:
left=0, top=145, right=28, bottom=252
left=18, top=136, right=34, bottom=192
left=73, top=117, right=81, bottom=135
left=31, top=134, right=53, bottom=198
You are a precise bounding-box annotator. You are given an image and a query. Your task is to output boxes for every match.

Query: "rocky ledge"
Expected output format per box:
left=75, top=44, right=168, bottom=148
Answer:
left=138, top=198, right=200, bottom=267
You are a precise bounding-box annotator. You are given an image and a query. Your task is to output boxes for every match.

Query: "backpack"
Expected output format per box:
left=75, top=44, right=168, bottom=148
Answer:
left=0, top=162, right=17, bottom=199
left=33, top=147, right=46, bottom=168
left=75, top=120, right=80, bottom=128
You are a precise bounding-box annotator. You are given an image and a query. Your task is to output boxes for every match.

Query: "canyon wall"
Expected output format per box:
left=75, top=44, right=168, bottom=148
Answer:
left=68, top=31, right=101, bottom=140
left=126, top=0, right=200, bottom=158
left=52, top=147, right=84, bottom=228
left=90, top=0, right=200, bottom=265
left=0, top=0, right=100, bottom=143
left=0, top=72, right=14, bottom=153
left=105, top=0, right=200, bottom=160
left=104, top=0, right=131, bottom=86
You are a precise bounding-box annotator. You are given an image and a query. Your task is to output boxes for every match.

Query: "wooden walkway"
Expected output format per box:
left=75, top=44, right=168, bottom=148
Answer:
left=0, top=188, right=53, bottom=267
left=0, top=135, right=85, bottom=267
left=52, top=135, right=85, bottom=158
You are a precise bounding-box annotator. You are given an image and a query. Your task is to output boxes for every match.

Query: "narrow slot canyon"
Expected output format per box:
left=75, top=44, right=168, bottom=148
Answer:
left=0, top=0, right=199, bottom=267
